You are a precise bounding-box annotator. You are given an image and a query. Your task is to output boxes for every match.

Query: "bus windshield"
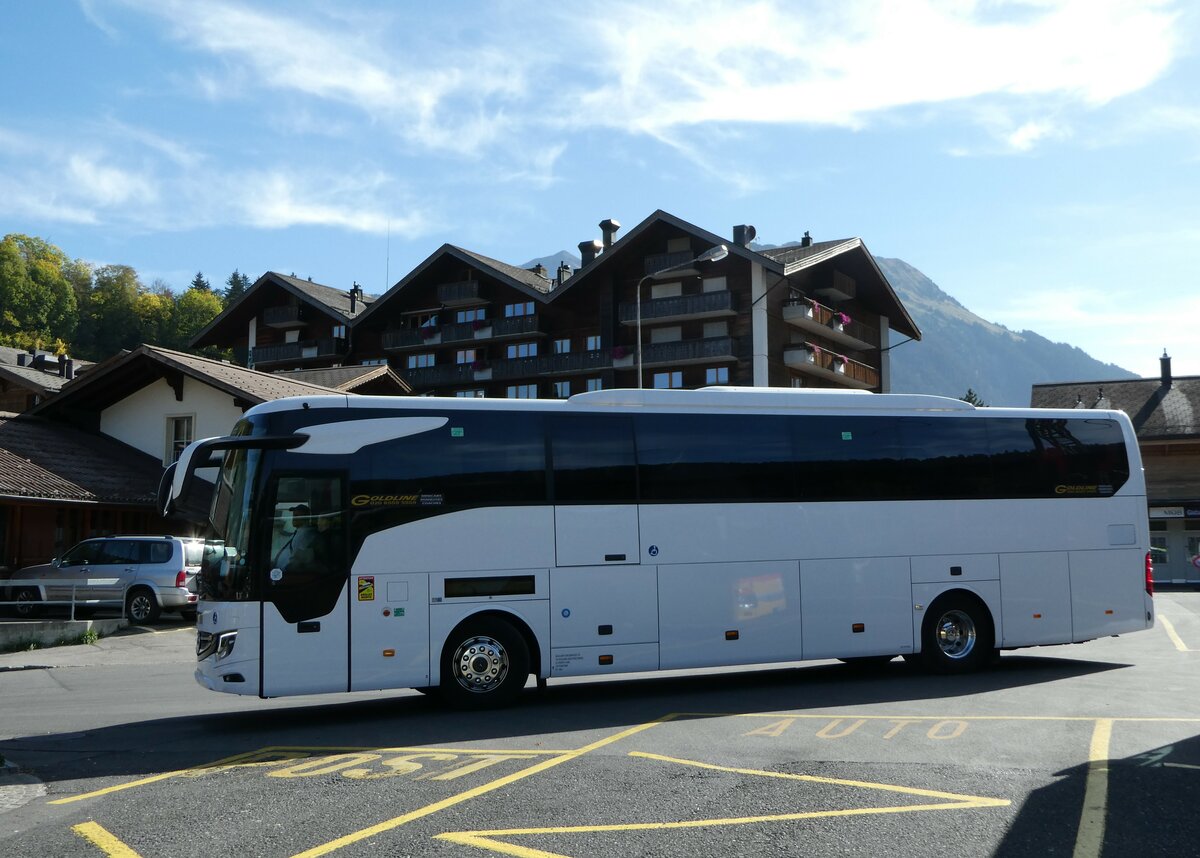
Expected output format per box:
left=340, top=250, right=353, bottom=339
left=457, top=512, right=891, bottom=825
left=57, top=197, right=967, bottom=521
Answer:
left=198, top=444, right=261, bottom=601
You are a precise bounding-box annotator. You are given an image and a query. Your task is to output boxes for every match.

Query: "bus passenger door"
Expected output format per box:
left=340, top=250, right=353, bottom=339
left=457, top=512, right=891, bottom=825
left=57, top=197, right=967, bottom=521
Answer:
left=260, top=476, right=350, bottom=697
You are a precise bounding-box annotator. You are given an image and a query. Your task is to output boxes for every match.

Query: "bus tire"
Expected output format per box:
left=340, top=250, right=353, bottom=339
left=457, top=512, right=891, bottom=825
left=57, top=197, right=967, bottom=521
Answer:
left=920, top=593, right=993, bottom=674
left=440, top=616, right=529, bottom=709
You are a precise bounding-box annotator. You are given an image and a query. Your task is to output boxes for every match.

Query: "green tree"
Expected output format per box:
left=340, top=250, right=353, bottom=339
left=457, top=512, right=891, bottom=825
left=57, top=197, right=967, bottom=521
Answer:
left=134, top=280, right=177, bottom=348
left=0, top=234, right=79, bottom=346
left=174, top=285, right=223, bottom=349
left=190, top=271, right=211, bottom=292
left=223, top=269, right=252, bottom=307
left=961, top=388, right=987, bottom=407
left=76, top=264, right=143, bottom=359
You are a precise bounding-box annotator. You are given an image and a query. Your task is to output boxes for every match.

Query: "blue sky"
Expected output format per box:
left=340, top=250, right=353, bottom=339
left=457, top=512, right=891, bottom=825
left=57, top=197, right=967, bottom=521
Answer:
left=2, top=0, right=1197, bottom=378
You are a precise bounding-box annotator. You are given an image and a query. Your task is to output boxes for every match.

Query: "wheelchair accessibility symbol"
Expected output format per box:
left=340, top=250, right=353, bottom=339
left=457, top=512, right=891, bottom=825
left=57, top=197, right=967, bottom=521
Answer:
left=648, top=545, right=659, bottom=557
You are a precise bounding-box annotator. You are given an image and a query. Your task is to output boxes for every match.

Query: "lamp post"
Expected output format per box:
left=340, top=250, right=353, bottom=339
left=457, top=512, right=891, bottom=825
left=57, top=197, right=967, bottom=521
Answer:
left=635, top=244, right=729, bottom=389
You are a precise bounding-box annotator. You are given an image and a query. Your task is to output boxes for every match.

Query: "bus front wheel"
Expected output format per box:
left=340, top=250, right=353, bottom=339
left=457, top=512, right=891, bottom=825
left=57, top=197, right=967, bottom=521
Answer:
left=440, top=616, right=530, bottom=709
left=920, top=594, right=993, bottom=674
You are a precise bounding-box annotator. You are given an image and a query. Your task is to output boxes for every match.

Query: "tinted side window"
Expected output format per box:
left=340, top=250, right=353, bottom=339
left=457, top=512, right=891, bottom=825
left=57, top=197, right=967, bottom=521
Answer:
left=351, top=411, right=548, bottom=542
left=795, top=416, right=904, bottom=501
left=988, top=417, right=1129, bottom=497
left=897, top=417, right=992, bottom=499
left=143, top=541, right=174, bottom=564
left=636, top=413, right=795, bottom=502
left=100, top=541, right=140, bottom=565
left=550, top=415, right=636, bottom=503
left=61, top=541, right=102, bottom=566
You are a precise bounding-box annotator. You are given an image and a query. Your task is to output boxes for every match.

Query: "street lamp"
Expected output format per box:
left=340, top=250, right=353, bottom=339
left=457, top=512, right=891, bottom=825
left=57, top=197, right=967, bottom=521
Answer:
left=636, top=244, right=729, bottom=389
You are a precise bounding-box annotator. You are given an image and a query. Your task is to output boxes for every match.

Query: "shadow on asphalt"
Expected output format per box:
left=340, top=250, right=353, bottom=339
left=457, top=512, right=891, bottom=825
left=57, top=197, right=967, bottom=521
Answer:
left=1, top=652, right=1128, bottom=787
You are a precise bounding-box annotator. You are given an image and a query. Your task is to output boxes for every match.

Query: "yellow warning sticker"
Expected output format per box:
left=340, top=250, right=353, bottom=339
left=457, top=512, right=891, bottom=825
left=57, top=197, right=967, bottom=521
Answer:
left=357, top=576, right=375, bottom=601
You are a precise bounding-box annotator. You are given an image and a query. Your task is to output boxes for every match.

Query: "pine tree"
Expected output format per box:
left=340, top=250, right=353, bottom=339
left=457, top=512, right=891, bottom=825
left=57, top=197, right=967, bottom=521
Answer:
left=190, top=271, right=211, bottom=292
left=961, top=388, right=987, bottom=407
left=223, top=269, right=252, bottom=306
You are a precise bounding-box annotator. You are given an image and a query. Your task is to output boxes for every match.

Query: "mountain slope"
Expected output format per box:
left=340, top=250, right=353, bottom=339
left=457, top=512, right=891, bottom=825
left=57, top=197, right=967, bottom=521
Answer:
left=876, top=257, right=1136, bottom=406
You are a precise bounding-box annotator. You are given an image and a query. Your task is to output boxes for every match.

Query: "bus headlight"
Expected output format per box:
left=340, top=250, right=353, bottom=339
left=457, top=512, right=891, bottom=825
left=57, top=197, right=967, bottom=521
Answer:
left=216, top=631, right=237, bottom=661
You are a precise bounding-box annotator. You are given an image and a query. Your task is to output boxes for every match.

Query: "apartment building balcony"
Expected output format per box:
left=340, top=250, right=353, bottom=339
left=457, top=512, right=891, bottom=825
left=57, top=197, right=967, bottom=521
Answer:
left=618, top=290, right=736, bottom=326
left=637, top=335, right=736, bottom=369
left=382, top=315, right=545, bottom=352
left=783, top=343, right=878, bottom=389
left=492, top=348, right=614, bottom=380
left=400, top=363, right=476, bottom=388
left=437, top=279, right=482, bottom=307
left=261, top=305, right=307, bottom=329
left=250, top=338, right=347, bottom=368
left=643, top=251, right=698, bottom=276
left=781, top=298, right=876, bottom=351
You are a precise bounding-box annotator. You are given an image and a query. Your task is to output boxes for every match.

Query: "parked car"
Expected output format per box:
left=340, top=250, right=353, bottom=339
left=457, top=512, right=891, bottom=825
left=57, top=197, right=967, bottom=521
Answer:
left=9, top=536, right=203, bottom=623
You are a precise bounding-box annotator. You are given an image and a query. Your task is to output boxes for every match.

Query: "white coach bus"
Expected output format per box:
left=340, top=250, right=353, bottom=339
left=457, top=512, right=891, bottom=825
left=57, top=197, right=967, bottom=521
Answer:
left=160, top=388, right=1154, bottom=708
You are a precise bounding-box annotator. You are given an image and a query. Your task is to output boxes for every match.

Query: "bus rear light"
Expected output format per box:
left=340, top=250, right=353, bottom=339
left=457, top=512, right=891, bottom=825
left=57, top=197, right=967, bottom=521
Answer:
left=1145, top=552, right=1154, bottom=596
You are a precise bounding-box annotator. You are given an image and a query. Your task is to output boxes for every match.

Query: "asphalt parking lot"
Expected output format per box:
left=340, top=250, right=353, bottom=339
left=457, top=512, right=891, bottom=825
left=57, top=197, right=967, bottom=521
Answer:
left=2, top=591, right=1198, bottom=857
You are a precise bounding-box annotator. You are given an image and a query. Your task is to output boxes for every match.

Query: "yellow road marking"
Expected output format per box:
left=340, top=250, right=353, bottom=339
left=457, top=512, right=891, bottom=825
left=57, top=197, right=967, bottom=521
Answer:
left=72, top=821, right=143, bottom=857
left=1159, top=616, right=1192, bottom=652
left=1073, top=718, right=1113, bottom=858
left=729, top=713, right=1200, bottom=723
left=289, top=715, right=679, bottom=858
left=50, top=749, right=267, bottom=805
left=437, top=751, right=1008, bottom=857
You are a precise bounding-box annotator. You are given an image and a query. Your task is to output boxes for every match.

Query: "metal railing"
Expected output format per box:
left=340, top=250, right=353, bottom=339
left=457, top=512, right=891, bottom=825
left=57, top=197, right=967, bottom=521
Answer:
left=1, top=577, right=131, bottom=621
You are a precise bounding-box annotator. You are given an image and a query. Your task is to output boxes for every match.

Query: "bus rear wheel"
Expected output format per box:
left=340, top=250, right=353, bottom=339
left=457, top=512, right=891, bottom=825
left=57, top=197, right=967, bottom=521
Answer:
left=440, top=616, right=530, bottom=709
left=920, top=594, right=993, bottom=674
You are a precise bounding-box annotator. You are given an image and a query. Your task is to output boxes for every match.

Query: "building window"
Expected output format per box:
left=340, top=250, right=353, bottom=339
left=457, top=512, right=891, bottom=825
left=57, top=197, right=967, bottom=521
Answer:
left=456, top=349, right=478, bottom=365
left=505, top=301, right=534, bottom=318
left=702, top=276, right=727, bottom=293
left=553, top=381, right=570, bottom=398
left=456, top=389, right=486, bottom=398
left=705, top=367, right=729, bottom=385
left=166, top=415, right=194, bottom=465
left=359, top=359, right=387, bottom=367
left=554, top=338, right=571, bottom=354
left=586, top=378, right=603, bottom=392
left=507, top=384, right=537, bottom=399
left=585, top=335, right=602, bottom=351
left=285, top=329, right=301, bottom=344
left=653, top=371, right=682, bottom=389
left=408, top=353, right=435, bottom=369
left=456, top=308, right=487, bottom=324
left=332, top=324, right=347, bottom=339
left=507, top=342, right=538, bottom=359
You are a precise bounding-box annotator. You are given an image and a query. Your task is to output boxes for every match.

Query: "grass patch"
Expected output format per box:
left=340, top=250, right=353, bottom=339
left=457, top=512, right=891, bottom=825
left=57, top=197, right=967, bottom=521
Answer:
left=0, top=625, right=105, bottom=654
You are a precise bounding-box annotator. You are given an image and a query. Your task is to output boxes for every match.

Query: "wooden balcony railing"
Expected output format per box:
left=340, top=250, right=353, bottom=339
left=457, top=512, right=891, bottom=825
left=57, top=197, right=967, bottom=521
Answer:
left=618, top=290, right=735, bottom=325
left=250, top=338, right=346, bottom=366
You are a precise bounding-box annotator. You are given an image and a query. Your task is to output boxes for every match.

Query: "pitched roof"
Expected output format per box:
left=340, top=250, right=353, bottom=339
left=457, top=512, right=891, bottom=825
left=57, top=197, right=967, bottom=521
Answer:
left=757, top=239, right=857, bottom=267
left=273, top=364, right=412, bottom=394
left=0, top=413, right=164, bottom=504
left=1031, top=375, right=1200, bottom=440
left=190, top=271, right=374, bottom=348
left=354, top=244, right=557, bottom=326
left=0, top=347, right=92, bottom=397
left=31, top=344, right=346, bottom=418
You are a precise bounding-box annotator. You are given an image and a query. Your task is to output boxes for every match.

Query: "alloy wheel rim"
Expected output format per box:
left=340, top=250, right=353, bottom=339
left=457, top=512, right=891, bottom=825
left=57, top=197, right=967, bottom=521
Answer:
left=452, top=635, right=509, bottom=693
left=935, top=609, right=977, bottom=659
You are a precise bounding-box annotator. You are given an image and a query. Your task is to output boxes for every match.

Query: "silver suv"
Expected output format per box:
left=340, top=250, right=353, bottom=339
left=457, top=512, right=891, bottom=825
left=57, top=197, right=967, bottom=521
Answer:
left=11, top=536, right=203, bottom=623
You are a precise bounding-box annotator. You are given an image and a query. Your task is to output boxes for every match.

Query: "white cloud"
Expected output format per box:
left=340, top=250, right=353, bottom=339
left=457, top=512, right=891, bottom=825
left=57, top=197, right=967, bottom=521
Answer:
left=572, top=0, right=1179, bottom=145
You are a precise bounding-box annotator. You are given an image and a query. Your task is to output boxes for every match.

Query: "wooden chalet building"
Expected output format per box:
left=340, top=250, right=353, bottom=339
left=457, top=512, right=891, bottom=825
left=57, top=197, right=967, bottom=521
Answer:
left=191, top=271, right=375, bottom=371
left=196, top=211, right=918, bottom=398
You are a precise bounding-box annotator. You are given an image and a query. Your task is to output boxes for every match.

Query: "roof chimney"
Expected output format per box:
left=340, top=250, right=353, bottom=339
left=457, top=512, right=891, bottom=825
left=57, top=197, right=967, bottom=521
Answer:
left=64, top=358, right=75, bottom=380
left=732, top=224, right=757, bottom=248
left=16, top=352, right=26, bottom=367
left=557, top=261, right=573, bottom=288
left=599, top=218, right=621, bottom=249
left=578, top=239, right=603, bottom=267
left=532, top=263, right=548, bottom=279
left=800, top=230, right=812, bottom=248
left=1161, top=349, right=1172, bottom=387
left=350, top=281, right=363, bottom=314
